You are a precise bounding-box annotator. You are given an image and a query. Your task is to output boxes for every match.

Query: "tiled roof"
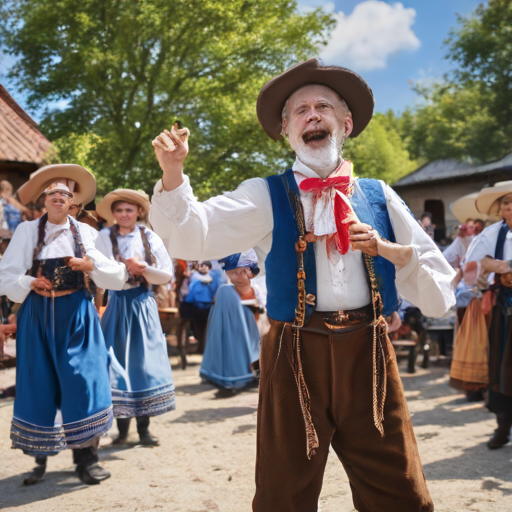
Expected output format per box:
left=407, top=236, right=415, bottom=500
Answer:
left=0, top=84, right=52, bottom=164
left=393, top=153, right=512, bottom=187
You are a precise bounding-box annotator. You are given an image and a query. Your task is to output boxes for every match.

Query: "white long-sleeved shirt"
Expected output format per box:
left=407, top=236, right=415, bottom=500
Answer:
left=442, top=236, right=473, bottom=268
left=466, top=221, right=512, bottom=263
left=0, top=218, right=129, bottom=303
left=95, top=225, right=174, bottom=290
left=149, top=159, right=456, bottom=317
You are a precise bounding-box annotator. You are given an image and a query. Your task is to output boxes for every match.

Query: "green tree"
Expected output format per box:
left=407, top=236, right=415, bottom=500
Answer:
left=344, top=113, right=418, bottom=184
left=0, top=0, right=333, bottom=198
left=402, top=0, right=512, bottom=165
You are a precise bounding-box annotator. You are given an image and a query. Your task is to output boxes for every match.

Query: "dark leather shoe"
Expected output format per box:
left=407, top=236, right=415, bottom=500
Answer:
left=139, top=431, right=160, bottom=446
left=78, top=463, right=111, bottom=485
left=23, top=459, right=47, bottom=485
left=487, top=429, right=509, bottom=449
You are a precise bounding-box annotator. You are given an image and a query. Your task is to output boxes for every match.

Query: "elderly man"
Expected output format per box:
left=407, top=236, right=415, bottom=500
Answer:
left=0, top=164, right=128, bottom=485
left=150, top=59, right=455, bottom=512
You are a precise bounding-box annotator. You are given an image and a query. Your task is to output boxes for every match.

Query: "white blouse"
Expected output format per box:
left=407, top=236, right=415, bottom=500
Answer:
left=466, top=221, right=512, bottom=263
left=0, top=218, right=128, bottom=303
left=95, top=224, right=174, bottom=290
left=149, top=159, right=456, bottom=317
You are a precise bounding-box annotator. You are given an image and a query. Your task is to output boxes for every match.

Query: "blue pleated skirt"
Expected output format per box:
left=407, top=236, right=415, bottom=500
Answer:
left=200, top=285, right=261, bottom=389
left=11, top=290, right=113, bottom=456
left=101, top=286, right=175, bottom=418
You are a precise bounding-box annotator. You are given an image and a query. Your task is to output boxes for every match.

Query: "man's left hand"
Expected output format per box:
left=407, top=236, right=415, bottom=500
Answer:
left=349, top=222, right=380, bottom=256
left=67, top=257, right=94, bottom=273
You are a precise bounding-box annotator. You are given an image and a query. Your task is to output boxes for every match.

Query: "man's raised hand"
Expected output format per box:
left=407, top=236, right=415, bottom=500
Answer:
left=152, top=123, right=190, bottom=191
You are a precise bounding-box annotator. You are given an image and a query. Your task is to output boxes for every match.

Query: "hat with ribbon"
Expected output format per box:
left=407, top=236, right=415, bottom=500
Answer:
left=17, top=164, right=96, bottom=206
left=257, top=58, right=374, bottom=141
left=96, top=189, right=150, bottom=225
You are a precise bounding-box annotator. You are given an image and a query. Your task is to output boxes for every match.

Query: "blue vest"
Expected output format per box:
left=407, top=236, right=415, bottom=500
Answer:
left=265, top=169, right=399, bottom=322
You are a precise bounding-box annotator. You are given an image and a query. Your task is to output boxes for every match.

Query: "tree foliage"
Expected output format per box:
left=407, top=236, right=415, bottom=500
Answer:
left=403, top=0, right=512, bottom=165
left=344, top=112, right=418, bottom=184
left=1, top=0, right=333, bottom=198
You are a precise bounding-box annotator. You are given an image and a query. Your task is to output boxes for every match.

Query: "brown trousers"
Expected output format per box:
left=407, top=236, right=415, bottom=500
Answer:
left=253, top=312, right=434, bottom=512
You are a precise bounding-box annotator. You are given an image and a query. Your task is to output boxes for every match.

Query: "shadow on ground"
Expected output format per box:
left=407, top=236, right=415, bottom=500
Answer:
left=170, top=406, right=256, bottom=424
left=0, top=470, right=86, bottom=509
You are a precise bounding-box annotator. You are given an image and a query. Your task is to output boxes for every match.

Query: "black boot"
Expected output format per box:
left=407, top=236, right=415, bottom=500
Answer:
left=137, top=416, right=159, bottom=446
left=76, top=446, right=111, bottom=485
left=112, top=417, right=131, bottom=445
left=487, top=415, right=512, bottom=449
left=23, top=456, right=47, bottom=485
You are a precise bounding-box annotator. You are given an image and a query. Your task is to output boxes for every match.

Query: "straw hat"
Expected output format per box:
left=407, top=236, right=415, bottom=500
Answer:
left=96, top=189, right=150, bottom=225
left=475, top=181, right=512, bottom=215
left=256, top=58, right=374, bottom=141
left=17, top=164, right=96, bottom=206
left=450, top=193, right=488, bottom=223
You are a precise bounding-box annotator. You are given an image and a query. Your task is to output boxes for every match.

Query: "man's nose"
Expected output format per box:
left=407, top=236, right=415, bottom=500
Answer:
left=306, top=108, right=321, bottom=123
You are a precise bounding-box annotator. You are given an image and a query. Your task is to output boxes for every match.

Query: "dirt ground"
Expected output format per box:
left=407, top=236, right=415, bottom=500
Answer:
left=1, top=354, right=512, bottom=512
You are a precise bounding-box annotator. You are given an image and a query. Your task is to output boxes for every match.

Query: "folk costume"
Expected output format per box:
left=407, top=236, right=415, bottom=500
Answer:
left=200, top=250, right=262, bottom=389
left=150, top=59, right=455, bottom=512
left=466, top=180, right=512, bottom=448
left=96, top=189, right=175, bottom=446
left=0, top=164, right=128, bottom=484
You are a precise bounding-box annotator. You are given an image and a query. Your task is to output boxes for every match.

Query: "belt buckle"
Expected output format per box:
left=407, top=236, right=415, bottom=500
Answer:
left=324, top=311, right=350, bottom=331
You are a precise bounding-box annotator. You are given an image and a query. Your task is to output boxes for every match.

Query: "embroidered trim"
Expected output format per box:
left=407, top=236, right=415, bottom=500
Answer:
left=10, top=406, right=113, bottom=454
left=112, top=383, right=175, bottom=418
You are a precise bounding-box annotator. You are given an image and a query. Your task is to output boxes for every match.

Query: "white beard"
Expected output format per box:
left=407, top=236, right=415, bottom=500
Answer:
left=295, top=134, right=342, bottom=178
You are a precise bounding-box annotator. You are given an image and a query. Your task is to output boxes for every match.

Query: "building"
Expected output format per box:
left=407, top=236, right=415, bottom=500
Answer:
left=392, top=154, right=512, bottom=241
left=0, top=84, right=53, bottom=191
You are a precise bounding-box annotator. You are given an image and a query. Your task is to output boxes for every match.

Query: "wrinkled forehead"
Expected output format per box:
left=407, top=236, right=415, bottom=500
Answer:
left=287, top=84, right=344, bottom=109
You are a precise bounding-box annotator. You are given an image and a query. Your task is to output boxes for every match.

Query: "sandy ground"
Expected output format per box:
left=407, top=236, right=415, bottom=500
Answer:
left=1, top=354, right=512, bottom=512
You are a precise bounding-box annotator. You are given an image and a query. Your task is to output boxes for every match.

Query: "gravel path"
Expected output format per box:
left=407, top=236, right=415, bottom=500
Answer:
left=1, top=355, right=512, bottom=511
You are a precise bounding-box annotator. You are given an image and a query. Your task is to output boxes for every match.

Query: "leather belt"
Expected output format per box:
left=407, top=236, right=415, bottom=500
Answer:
left=34, top=288, right=79, bottom=298
left=321, top=303, right=373, bottom=331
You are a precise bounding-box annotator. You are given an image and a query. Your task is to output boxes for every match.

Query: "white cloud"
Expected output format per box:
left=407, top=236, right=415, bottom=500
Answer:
left=319, top=1, right=420, bottom=71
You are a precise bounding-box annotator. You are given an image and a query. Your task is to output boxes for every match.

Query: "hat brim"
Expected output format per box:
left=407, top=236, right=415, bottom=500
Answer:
left=450, top=193, right=487, bottom=223
left=17, top=164, right=96, bottom=206
left=256, top=58, right=374, bottom=141
left=476, top=181, right=512, bottom=215
left=96, top=189, right=150, bottom=225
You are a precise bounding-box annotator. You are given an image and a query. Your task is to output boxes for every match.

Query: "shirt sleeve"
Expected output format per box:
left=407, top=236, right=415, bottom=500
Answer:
left=0, top=221, right=37, bottom=303
left=465, top=222, right=501, bottom=263
left=79, top=223, right=129, bottom=290
left=147, top=229, right=174, bottom=277
left=441, top=237, right=464, bottom=267
left=149, top=175, right=273, bottom=260
left=382, top=183, right=456, bottom=318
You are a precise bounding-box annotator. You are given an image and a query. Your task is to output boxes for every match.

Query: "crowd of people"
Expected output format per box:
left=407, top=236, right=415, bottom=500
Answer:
left=0, top=57, right=508, bottom=512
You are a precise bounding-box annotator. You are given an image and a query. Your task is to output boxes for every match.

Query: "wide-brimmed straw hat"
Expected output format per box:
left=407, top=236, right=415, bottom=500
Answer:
left=476, top=181, right=512, bottom=215
left=96, top=189, right=150, bottom=225
left=451, top=193, right=488, bottom=223
left=17, top=164, right=96, bottom=206
left=256, top=58, right=374, bottom=141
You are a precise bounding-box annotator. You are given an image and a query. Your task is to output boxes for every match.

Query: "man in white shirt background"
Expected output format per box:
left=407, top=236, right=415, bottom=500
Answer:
left=150, top=59, right=455, bottom=512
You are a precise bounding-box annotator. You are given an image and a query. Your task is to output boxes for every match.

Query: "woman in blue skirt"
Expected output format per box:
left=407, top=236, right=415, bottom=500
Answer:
left=96, top=189, right=175, bottom=446
left=200, top=250, right=262, bottom=389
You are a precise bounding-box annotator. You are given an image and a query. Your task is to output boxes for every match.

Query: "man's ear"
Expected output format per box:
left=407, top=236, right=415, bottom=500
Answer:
left=344, top=115, right=354, bottom=138
left=282, top=117, right=288, bottom=137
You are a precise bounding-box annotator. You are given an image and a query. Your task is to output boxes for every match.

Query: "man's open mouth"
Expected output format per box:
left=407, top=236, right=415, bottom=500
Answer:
left=302, top=129, right=330, bottom=144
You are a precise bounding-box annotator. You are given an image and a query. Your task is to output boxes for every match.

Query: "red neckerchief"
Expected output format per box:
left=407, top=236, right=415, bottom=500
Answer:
left=299, top=162, right=354, bottom=255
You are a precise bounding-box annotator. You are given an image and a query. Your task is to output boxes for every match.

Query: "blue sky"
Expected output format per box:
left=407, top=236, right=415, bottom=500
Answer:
left=301, top=0, right=483, bottom=113
left=1, top=0, right=483, bottom=119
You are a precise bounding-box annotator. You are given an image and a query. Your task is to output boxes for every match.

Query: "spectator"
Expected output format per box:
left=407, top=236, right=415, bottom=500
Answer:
left=1, top=180, right=26, bottom=232
left=419, top=211, right=435, bottom=240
